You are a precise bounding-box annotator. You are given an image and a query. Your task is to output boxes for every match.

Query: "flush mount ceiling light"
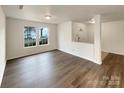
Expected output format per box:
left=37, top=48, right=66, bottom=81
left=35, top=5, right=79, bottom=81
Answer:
left=45, top=15, right=52, bottom=20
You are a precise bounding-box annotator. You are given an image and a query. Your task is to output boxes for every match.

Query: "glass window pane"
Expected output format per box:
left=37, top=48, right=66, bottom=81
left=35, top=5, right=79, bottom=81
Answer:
left=39, top=27, right=48, bottom=45
left=24, top=26, right=36, bottom=47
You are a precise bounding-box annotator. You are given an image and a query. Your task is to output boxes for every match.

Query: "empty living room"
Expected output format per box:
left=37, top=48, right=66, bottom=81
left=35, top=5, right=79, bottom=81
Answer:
left=1, top=1, right=124, bottom=91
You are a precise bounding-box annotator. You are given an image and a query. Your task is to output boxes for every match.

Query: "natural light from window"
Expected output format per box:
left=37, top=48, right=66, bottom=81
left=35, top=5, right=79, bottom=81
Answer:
left=24, top=26, right=48, bottom=47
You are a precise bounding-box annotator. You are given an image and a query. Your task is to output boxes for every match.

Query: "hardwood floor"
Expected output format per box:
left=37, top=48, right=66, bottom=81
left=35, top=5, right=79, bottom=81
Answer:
left=1, top=50, right=124, bottom=88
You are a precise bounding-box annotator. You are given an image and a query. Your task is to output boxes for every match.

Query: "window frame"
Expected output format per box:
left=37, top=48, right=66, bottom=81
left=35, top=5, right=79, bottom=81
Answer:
left=23, top=26, right=49, bottom=48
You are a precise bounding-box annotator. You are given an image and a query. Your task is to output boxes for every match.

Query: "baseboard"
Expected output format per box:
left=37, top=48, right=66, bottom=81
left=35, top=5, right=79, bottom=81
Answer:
left=102, top=50, right=124, bottom=56
left=7, top=49, right=58, bottom=61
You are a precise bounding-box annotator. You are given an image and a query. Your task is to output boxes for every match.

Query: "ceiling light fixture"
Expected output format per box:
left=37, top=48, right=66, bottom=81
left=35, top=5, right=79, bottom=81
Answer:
left=45, top=15, right=52, bottom=20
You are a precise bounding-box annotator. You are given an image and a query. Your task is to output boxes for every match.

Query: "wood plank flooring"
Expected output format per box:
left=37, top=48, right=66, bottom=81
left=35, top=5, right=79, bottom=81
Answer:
left=1, top=50, right=124, bottom=88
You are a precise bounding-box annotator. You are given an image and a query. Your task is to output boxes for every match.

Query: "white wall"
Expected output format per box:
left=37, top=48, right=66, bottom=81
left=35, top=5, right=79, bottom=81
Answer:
left=0, top=6, right=6, bottom=86
left=57, top=21, right=95, bottom=62
left=6, top=17, right=57, bottom=60
left=102, top=20, right=124, bottom=55
left=87, top=24, right=94, bottom=43
left=94, top=15, right=102, bottom=64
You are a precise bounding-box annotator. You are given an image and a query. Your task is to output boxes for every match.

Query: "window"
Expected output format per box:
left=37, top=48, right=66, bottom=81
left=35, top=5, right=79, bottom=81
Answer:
left=24, top=26, right=48, bottom=48
left=24, top=27, right=37, bottom=47
left=38, top=27, right=48, bottom=45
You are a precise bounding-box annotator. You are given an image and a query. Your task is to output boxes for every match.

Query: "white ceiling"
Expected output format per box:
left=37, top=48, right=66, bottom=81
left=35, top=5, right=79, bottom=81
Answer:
left=2, top=5, right=124, bottom=24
